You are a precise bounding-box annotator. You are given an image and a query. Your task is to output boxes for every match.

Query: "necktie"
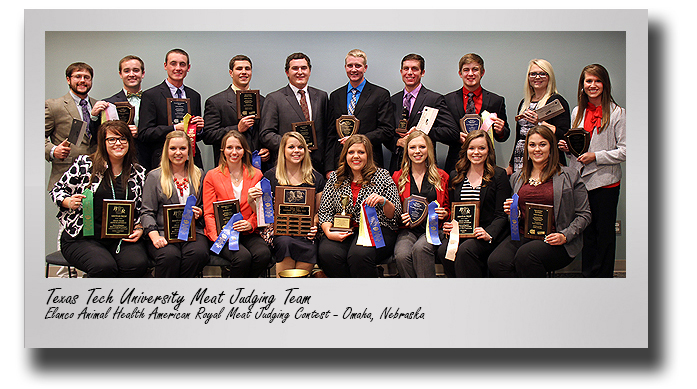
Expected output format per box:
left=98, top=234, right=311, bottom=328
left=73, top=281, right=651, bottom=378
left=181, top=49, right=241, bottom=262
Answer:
left=299, top=90, right=310, bottom=121
left=465, top=92, right=476, bottom=114
left=348, top=88, right=358, bottom=115
left=403, top=93, right=414, bottom=115
left=80, top=99, right=91, bottom=138
left=176, top=88, right=183, bottom=99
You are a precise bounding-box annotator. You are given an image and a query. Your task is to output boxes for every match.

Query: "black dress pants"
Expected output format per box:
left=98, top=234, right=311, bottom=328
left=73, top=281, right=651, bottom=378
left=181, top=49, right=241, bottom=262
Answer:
left=61, top=231, right=149, bottom=278
left=317, top=228, right=397, bottom=278
left=147, top=233, right=210, bottom=277
left=216, top=233, right=271, bottom=278
left=582, top=185, right=620, bottom=278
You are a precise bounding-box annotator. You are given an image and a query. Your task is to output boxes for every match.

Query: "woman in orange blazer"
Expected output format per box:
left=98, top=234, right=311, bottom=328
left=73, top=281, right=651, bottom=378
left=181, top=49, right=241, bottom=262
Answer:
left=203, top=130, right=271, bottom=277
left=392, top=130, right=449, bottom=278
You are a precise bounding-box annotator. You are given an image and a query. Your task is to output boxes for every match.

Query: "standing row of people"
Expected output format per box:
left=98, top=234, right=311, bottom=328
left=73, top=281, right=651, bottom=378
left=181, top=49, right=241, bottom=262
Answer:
left=46, top=48, right=624, bottom=278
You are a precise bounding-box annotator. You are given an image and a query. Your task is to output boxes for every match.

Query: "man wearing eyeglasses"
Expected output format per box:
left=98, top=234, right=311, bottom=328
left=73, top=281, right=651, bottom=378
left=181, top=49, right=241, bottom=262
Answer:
left=443, top=53, right=510, bottom=173
left=45, top=62, right=102, bottom=190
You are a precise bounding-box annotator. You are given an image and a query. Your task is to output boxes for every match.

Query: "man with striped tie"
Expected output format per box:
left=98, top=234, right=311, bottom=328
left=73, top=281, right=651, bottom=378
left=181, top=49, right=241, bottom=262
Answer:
left=326, top=49, right=394, bottom=173
left=139, top=48, right=205, bottom=171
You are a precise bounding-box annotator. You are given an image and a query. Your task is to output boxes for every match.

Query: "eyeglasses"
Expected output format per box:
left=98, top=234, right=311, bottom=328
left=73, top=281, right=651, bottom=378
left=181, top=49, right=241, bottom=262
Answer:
left=528, top=72, right=549, bottom=79
left=106, top=136, right=128, bottom=145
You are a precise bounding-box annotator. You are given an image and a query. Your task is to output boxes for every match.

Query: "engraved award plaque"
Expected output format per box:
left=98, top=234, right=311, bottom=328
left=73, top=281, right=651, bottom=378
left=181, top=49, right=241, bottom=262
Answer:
left=292, top=121, right=318, bottom=151
left=535, top=99, right=565, bottom=122
left=459, top=114, right=482, bottom=133
left=101, top=199, right=135, bottom=239
left=236, top=90, right=260, bottom=119
left=524, top=202, right=554, bottom=240
left=114, top=101, right=135, bottom=125
left=213, top=199, right=241, bottom=235
left=397, top=106, right=409, bottom=135
left=163, top=204, right=196, bottom=242
left=68, top=118, right=88, bottom=145
left=274, top=186, right=316, bottom=237
left=330, top=194, right=353, bottom=232
left=565, top=128, right=591, bottom=157
left=451, top=201, right=480, bottom=238
left=336, top=115, right=360, bottom=138
left=403, top=195, right=428, bottom=227
left=167, top=98, right=190, bottom=125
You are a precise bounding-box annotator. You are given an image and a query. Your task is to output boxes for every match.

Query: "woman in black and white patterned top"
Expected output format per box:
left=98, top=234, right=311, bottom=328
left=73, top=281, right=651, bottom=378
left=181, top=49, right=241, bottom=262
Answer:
left=49, top=120, right=148, bottom=277
left=317, top=134, right=401, bottom=277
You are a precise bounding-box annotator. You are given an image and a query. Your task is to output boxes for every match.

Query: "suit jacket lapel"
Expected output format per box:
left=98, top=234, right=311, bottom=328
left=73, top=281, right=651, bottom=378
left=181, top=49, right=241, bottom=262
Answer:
left=553, top=171, right=563, bottom=221
left=284, top=85, right=306, bottom=121
left=354, top=81, right=371, bottom=114
left=480, top=88, right=490, bottom=114
left=63, top=93, right=82, bottom=121
left=309, top=87, right=321, bottom=121
left=410, top=88, right=428, bottom=125
left=226, top=87, right=238, bottom=115
left=455, top=88, right=465, bottom=120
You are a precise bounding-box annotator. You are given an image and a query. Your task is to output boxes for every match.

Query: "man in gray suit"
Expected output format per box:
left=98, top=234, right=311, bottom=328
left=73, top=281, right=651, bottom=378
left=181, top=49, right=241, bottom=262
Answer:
left=45, top=62, right=105, bottom=190
left=202, top=54, right=269, bottom=168
left=260, top=52, right=329, bottom=174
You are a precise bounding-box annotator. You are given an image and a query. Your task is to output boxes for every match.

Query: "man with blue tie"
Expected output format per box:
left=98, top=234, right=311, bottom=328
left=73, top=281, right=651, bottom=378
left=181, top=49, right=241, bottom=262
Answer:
left=139, top=49, right=205, bottom=171
left=103, top=55, right=148, bottom=169
left=326, top=49, right=394, bottom=171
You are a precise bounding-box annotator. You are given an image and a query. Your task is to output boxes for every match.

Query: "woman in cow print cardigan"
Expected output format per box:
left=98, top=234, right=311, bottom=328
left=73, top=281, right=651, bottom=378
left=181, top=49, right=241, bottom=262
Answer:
left=49, top=120, right=149, bottom=277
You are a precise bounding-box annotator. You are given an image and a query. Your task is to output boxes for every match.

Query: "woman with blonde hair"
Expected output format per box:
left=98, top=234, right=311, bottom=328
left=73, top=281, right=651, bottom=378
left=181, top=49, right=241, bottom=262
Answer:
left=560, top=64, right=626, bottom=278
left=141, top=131, right=208, bottom=277
left=248, top=132, right=325, bottom=276
left=508, top=59, right=570, bottom=174
left=392, top=130, right=449, bottom=278
left=202, top=130, right=271, bottom=277
left=436, top=130, right=510, bottom=277
left=317, top=134, right=400, bottom=277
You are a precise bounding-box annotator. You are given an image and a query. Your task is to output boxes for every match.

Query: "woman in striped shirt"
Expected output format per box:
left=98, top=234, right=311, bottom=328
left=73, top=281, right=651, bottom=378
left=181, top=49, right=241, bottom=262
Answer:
left=436, top=129, right=511, bottom=277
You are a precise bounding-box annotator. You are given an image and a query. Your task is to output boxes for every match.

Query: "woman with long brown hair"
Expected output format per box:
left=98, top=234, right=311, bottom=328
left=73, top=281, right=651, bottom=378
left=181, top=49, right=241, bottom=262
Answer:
left=436, top=129, right=510, bottom=277
left=317, top=134, right=401, bottom=277
left=488, top=126, right=591, bottom=277
left=392, top=130, right=449, bottom=278
left=560, top=64, right=626, bottom=277
left=141, top=131, right=209, bottom=277
left=50, top=120, right=148, bottom=277
left=202, top=130, right=271, bottom=277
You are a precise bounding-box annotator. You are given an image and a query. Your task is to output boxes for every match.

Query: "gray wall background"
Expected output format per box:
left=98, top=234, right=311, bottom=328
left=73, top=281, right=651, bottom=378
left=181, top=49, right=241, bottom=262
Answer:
left=44, top=30, right=626, bottom=260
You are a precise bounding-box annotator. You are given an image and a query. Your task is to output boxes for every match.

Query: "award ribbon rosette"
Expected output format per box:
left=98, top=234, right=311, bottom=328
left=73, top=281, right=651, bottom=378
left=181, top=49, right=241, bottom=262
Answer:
left=425, top=200, right=442, bottom=245
left=251, top=150, right=262, bottom=170
left=177, top=195, right=197, bottom=241
left=255, top=178, right=275, bottom=227
left=210, top=212, right=243, bottom=254
left=182, top=114, right=197, bottom=157
left=481, top=110, right=497, bottom=143
left=357, top=203, right=385, bottom=248
left=510, top=193, right=520, bottom=241
left=82, top=189, right=94, bottom=236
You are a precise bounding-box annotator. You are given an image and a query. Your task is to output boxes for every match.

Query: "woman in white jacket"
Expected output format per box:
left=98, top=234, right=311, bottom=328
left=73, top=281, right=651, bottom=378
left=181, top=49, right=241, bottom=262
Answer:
left=560, top=64, right=626, bottom=278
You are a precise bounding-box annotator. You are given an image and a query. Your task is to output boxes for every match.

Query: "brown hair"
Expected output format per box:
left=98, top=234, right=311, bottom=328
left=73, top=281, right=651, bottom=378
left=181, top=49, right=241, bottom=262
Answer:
left=284, top=52, right=311, bottom=71
left=118, top=55, right=145, bottom=73
left=89, top=120, right=137, bottom=189
left=217, top=130, right=255, bottom=179
left=458, top=53, right=484, bottom=72
left=451, top=130, right=496, bottom=189
left=229, top=54, right=252, bottom=70
left=65, top=62, right=93, bottom=79
left=519, top=125, right=561, bottom=185
left=334, top=134, right=377, bottom=189
left=572, top=63, right=617, bottom=134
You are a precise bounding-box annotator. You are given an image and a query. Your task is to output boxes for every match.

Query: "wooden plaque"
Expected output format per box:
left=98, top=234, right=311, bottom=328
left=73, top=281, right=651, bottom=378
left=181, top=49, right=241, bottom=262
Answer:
left=166, top=98, right=190, bottom=125
left=236, top=90, right=261, bottom=119
left=163, top=204, right=196, bottom=243
left=274, top=186, right=316, bottom=237
left=524, top=202, right=554, bottom=240
left=292, top=121, right=318, bottom=151
left=459, top=114, right=482, bottom=133
left=336, top=115, right=360, bottom=138
left=565, top=128, right=591, bottom=157
left=114, top=101, right=135, bottom=125
left=101, top=199, right=135, bottom=239
left=213, top=199, right=241, bottom=235
left=451, top=201, right=480, bottom=238
left=403, top=195, right=428, bottom=227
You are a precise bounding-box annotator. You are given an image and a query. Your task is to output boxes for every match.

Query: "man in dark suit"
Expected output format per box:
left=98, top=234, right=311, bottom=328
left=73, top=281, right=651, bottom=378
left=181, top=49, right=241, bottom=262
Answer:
left=103, top=55, right=148, bottom=169
left=260, top=52, right=329, bottom=173
left=202, top=54, right=269, bottom=169
left=388, top=53, right=459, bottom=173
left=326, top=49, right=394, bottom=171
left=443, top=53, right=510, bottom=173
left=45, top=62, right=102, bottom=190
left=139, top=48, right=204, bottom=171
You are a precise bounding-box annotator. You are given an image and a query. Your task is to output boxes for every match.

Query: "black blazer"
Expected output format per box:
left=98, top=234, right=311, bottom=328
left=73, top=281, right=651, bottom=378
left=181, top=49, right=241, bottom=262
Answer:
left=449, top=166, right=511, bottom=244
left=202, top=85, right=265, bottom=166
left=259, top=85, right=328, bottom=172
left=139, top=81, right=203, bottom=170
left=326, top=80, right=394, bottom=171
left=510, top=93, right=571, bottom=166
left=388, top=86, right=459, bottom=172
left=104, top=89, right=153, bottom=171
left=443, top=87, right=511, bottom=174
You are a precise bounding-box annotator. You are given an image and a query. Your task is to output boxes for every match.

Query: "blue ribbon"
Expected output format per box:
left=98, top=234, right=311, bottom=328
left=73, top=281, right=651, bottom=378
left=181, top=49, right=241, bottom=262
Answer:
left=177, top=195, right=197, bottom=241
left=427, top=201, right=441, bottom=245
left=260, top=178, right=274, bottom=224
left=510, top=193, right=520, bottom=241
left=251, top=150, right=261, bottom=170
left=364, top=204, right=385, bottom=248
left=210, top=212, right=243, bottom=254
left=228, top=213, right=244, bottom=251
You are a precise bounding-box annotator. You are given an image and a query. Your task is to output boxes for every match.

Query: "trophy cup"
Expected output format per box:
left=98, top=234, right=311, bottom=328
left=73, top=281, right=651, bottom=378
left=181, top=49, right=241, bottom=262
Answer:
left=330, top=194, right=353, bottom=232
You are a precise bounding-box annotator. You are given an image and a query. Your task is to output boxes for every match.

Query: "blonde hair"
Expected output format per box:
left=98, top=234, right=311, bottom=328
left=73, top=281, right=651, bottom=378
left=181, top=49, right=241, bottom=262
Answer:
left=519, top=59, right=558, bottom=115
left=397, top=131, right=442, bottom=193
left=159, top=131, right=202, bottom=199
left=345, top=49, right=367, bottom=65
left=275, top=132, right=315, bottom=186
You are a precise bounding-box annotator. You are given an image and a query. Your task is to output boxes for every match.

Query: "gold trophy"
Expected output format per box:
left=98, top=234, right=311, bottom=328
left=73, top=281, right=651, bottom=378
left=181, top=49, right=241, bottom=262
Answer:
left=330, top=195, right=353, bottom=232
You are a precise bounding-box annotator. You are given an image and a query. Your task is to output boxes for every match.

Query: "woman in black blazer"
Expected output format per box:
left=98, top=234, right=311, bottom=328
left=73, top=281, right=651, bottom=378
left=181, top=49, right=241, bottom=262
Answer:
left=141, top=130, right=209, bottom=277
left=436, top=130, right=511, bottom=277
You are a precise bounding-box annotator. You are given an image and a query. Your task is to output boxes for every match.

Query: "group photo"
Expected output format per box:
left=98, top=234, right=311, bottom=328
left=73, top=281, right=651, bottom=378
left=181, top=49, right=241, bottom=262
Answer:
left=42, top=29, right=627, bottom=279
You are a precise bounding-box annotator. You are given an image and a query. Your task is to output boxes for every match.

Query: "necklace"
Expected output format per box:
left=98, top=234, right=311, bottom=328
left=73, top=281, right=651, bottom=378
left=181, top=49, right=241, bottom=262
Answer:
left=528, top=177, right=543, bottom=187
left=174, top=177, right=189, bottom=197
